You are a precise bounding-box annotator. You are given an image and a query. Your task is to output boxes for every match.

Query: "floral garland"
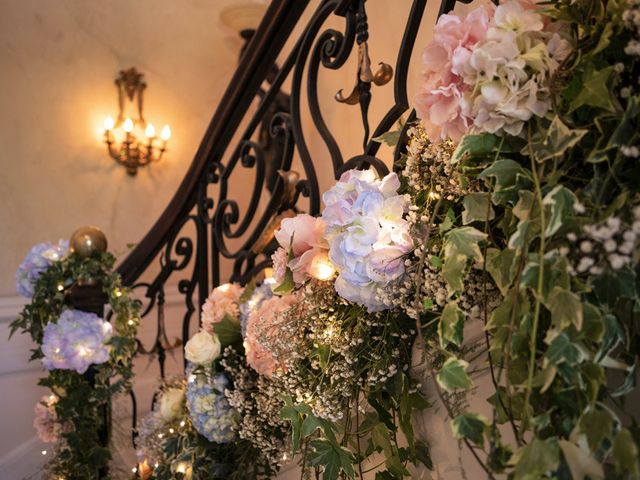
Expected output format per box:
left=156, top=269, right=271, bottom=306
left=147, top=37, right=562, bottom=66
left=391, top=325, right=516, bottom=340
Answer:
left=136, top=0, right=640, bottom=479
left=11, top=239, right=140, bottom=479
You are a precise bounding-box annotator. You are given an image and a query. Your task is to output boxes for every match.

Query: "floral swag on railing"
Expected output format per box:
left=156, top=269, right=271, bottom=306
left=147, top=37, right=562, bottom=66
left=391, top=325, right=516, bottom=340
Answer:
left=29, top=0, right=636, bottom=479
left=11, top=235, right=141, bottom=479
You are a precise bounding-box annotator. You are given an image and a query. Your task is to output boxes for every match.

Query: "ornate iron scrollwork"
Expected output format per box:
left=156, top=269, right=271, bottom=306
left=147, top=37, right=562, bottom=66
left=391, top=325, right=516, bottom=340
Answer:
left=116, top=0, right=467, bottom=449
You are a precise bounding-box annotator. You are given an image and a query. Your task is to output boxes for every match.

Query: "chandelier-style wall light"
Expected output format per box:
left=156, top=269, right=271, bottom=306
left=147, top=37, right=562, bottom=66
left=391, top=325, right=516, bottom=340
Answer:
left=102, top=68, right=171, bottom=175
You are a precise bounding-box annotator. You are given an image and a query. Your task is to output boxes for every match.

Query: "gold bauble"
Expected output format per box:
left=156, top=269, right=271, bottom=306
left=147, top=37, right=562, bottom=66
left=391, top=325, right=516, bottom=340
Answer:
left=70, top=226, right=108, bottom=258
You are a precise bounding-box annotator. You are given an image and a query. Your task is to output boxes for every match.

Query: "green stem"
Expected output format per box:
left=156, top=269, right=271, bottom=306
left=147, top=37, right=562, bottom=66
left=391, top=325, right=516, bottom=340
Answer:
left=522, top=132, right=546, bottom=436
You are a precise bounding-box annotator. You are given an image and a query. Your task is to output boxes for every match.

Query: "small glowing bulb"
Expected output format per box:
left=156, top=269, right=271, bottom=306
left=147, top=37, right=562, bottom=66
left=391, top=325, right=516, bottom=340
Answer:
left=57, top=283, right=64, bottom=292
left=309, top=256, right=336, bottom=281
left=145, top=123, right=156, bottom=138
left=179, top=420, right=186, bottom=427
left=157, top=433, right=164, bottom=439
left=154, top=463, right=159, bottom=468
left=175, top=462, right=189, bottom=474
left=123, top=118, right=134, bottom=133
left=114, top=289, right=122, bottom=298
left=54, top=348, right=61, bottom=354
left=243, top=340, right=250, bottom=353
left=168, top=428, right=175, bottom=434
left=428, top=191, right=440, bottom=200
left=131, top=467, right=137, bottom=473
left=78, top=346, right=88, bottom=357
left=128, top=319, right=135, bottom=326
left=282, top=452, right=288, bottom=461
left=160, top=125, right=171, bottom=141
left=41, top=450, right=47, bottom=456
left=103, top=116, right=115, bottom=130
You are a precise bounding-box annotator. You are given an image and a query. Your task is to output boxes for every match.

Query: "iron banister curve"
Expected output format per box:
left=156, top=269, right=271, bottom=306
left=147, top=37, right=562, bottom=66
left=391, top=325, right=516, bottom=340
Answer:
left=116, top=0, right=310, bottom=285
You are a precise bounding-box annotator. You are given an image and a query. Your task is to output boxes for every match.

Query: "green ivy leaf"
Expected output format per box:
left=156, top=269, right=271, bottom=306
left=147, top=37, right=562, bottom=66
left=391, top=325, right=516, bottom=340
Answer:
left=486, top=248, right=517, bottom=296
left=462, top=193, right=495, bottom=225
left=442, top=254, right=467, bottom=293
left=451, top=133, right=500, bottom=164
left=439, top=208, right=456, bottom=234
left=542, top=185, right=577, bottom=238
left=308, top=439, right=355, bottom=480
left=548, top=286, right=584, bottom=331
left=451, top=413, right=488, bottom=446
left=443, top=227, right=487, bottom=264
left=528, top=116, right=588, bottom=163
left=436, top=357, right=472, bottom=392
left=438, top=302, right=465, bottom=347
left=479, top=159, right=533, bottom=205
left=512, top=437, right=560, bottom=479
left=545, top=331, right=583, bottom=366
left=578, top=407, right=613, bottom=452
left=612, top=428, right=640, bottom=476
left=372, top=130, right=401, bottom=147
left=212, top=314, right=242, bottom=348
left=568, top=65, right=615, bottom=113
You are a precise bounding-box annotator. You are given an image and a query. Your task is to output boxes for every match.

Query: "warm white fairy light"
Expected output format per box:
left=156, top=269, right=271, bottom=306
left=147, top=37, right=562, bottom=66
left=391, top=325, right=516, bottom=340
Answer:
left=179, top=420, right=186, bottom=427
left=57, top=283, right=64, bottom=292
left=168, top=427, right=175, bottom=434
left=157, top=433, right=164, bottom=439
left=175, top=461, right=189, bottom=474
left=131, top=466, right=137, bottom=473
left=114, top=289, right=122, bottom=298
left=309, top=256, right=336, bottom=281
left=41, top=450, right=47, bottom=456
left=127, top=319, right=135, bottom=326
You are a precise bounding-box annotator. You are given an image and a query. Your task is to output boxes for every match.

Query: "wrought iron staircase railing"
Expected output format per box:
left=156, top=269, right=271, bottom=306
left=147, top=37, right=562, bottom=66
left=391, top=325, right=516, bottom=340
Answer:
left=114, top=0, right=471, bottom=450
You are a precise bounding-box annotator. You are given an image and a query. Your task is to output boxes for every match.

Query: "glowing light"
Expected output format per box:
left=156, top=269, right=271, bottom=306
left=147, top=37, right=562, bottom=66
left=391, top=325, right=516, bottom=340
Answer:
left=157, top=433, right=164, bottom=439
left=154, top=463, right=159, bottom=468
left=309, top=256, right=336, bottom=281
left=128, top=319, right=135, bottom=326
left=131, top=466, right=137, bottom=473
left=41, top=450, right=47, bottom=456
left=54, top=348, right=61, bottom=354
left=168, top=428, right=175, bottom=434
left=48, top=394, right=56, bottom=403
left=77, top=346, right=88, bottom=357
left=175, top=462, right=189, bottom=474
left=188, top=374, right=196, bottom=383
left=145, top=123, right=156, bottom=138
left=179, top=420, right=186, bottom=427
left=123, top=118, right=134, bottom=133
left=57, top=283, right=64, bottom=292
left=103, top=116, right=115, bottom=131
left=160, top=125, right=171, bottom=141
left=428, top=191, right=440, bottom=200
left=243, top=340, right=250, bottom=353
left=114, top=289, right=122, bottom=297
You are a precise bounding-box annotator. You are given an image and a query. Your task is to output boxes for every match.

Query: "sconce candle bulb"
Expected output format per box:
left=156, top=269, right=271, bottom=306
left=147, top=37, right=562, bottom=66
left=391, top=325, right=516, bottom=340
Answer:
left=101, top=67, right=170, bottom=175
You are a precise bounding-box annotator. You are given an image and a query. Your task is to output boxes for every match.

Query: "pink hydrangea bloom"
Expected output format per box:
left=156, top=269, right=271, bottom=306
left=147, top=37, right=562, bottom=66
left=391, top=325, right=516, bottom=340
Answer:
left=33, top=394, right=71, bottom=443
left=415, top=4, right=495, bottom=141
left=274, top=214, right=331, bottom=285
left=245, top=294, right=299, bottom=377
left=201, top=283, right=244, bottom=334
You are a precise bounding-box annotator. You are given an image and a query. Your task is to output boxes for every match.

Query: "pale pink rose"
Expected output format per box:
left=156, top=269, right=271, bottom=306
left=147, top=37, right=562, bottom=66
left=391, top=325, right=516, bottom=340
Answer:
left=201, top=283, right=243, bottom=333
left=274, top=214, right=331, bottom=285
left=275, top=214, right=327, bottom=256
left=245, top=294, right=299, bottom=377
left=34, top=394, right=71, bottom=443
left=414, top=4, right=495, bottom=141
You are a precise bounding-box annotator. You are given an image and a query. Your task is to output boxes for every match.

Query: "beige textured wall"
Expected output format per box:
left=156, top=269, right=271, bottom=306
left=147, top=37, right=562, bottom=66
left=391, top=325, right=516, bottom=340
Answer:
left=0, top=0, right=244, bottom=296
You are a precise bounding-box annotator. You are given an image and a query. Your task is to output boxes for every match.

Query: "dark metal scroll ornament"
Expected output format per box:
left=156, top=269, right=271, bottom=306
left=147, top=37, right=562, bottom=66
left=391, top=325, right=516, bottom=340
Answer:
left=113, top=0, right=467, bottom=449
left=335, top=0, right=393, bottom=149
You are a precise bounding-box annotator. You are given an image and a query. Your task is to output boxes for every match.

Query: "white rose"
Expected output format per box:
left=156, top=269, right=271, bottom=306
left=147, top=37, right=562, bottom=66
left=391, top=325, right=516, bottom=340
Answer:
left=184, top=330, right=221, bottom=365
left=159, top=387, right=185, bottom=421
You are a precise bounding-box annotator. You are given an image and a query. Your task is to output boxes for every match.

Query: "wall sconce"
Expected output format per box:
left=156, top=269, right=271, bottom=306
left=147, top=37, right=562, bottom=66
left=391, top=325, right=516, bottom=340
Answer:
left=102, top=68, right=171, bottom=175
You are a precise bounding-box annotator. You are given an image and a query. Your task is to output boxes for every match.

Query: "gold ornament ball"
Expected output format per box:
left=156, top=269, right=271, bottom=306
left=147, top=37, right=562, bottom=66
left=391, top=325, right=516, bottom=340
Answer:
left=70, top=226, right=108, bottom=258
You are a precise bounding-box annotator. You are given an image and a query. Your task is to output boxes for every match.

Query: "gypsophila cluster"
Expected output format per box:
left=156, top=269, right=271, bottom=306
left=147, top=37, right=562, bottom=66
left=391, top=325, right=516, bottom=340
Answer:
left=624, top=0, right=640, bottom=56
left=401, top=124, right=466, bottom=202
left=269, top=283, right=414, bottom=421
left=186, top=369, right=237, bottom=443
left=221, top=347, right=289, bottom=469
left=566, top=205, right=640, bottom=275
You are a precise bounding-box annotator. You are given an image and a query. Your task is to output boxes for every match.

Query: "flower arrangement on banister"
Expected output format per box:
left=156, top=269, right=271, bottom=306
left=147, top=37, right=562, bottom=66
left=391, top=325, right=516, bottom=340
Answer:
left=134, top=1, right=640, bottom=478
left=15, top=0, right=640, bottom=479
left=11, top=227, right=141, bottom=479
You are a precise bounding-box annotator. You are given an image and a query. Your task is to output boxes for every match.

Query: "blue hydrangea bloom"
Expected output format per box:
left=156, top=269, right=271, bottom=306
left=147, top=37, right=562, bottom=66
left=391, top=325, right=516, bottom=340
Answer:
left=41, top=309, right=112, bottom=374
left=16, top=240, right=69, bottom=298
left=186, top=370, right=237, bottom=443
